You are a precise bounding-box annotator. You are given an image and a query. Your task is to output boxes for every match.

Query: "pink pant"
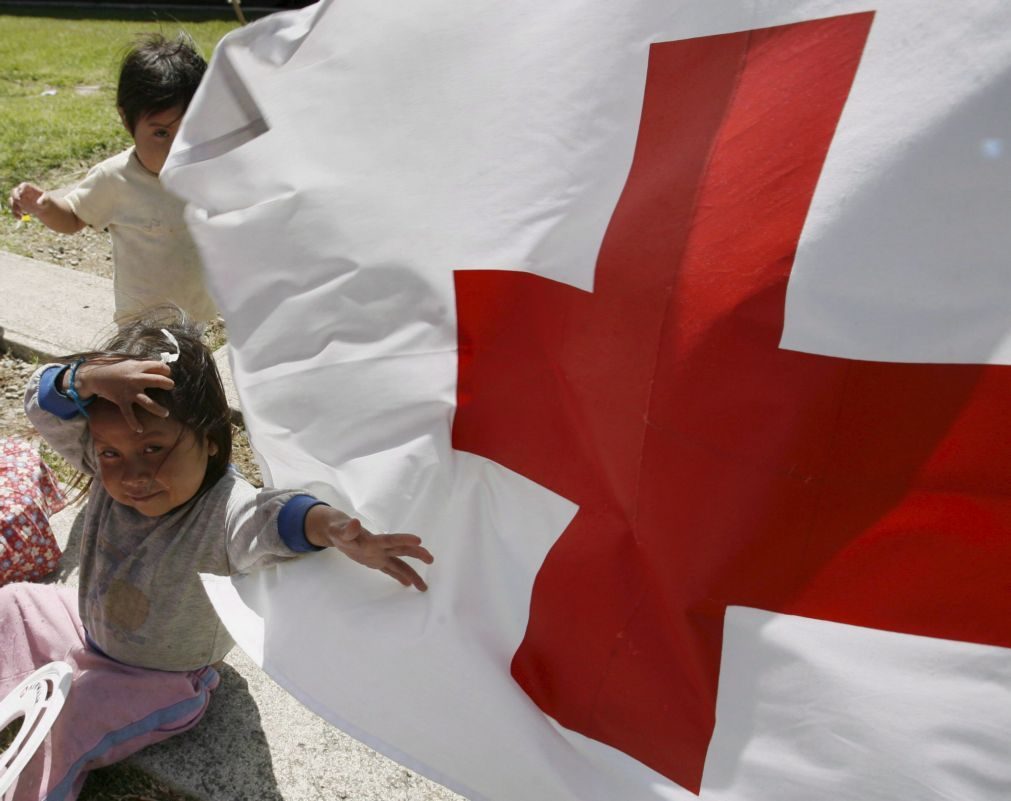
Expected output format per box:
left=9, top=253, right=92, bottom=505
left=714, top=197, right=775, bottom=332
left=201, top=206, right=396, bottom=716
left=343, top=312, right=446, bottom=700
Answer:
left=0, top=582, right=218, bottom=801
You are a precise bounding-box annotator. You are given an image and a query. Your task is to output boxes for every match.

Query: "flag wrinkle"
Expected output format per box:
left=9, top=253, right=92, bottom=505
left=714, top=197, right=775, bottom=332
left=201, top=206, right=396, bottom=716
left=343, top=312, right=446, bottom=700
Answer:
left=233, top=347, right=458, bottom=387
left=164, top=46, right=267, bottom=178
left=626, top=27, right=752, bottom=547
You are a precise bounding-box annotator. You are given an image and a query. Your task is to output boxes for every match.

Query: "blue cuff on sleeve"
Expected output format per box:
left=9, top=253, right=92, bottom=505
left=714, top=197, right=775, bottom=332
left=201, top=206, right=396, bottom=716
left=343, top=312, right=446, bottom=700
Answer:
left=37, top=365, right=80, bottom=420
left=278, top=495, right=328, bottom=553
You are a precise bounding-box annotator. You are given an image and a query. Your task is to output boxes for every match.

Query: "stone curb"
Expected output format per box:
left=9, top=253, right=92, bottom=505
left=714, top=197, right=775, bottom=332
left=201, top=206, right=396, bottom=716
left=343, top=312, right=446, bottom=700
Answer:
left=0, top=249, right=242, bottom=422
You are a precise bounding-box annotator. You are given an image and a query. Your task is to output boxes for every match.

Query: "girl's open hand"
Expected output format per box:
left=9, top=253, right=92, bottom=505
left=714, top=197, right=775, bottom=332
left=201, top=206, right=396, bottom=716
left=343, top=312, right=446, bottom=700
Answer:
left=74, top=359, right=175, bottom=432
left=304, top=505, right=434, bottom=591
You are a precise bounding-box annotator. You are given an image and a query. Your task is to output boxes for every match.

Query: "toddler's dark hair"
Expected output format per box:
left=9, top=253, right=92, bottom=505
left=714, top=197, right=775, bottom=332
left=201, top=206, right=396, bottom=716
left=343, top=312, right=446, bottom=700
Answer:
left=64, top=310, right=232, bottom=497
left=117, top=33, right=207, bottom=133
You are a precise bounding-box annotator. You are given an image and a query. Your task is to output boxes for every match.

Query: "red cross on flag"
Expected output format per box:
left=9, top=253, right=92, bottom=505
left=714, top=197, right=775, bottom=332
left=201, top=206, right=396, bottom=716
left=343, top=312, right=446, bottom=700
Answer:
left=163, top=1, right=1011, bottom=799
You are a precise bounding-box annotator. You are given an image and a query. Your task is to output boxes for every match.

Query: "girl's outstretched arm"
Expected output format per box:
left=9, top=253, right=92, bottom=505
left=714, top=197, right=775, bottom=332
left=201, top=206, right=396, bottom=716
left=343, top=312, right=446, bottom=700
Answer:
left=304, top=505, right=434, bottom=591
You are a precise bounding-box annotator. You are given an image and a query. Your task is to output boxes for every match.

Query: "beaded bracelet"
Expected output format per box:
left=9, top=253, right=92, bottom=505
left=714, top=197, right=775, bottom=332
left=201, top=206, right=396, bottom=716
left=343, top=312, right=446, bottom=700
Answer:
left=66, top=358, right=95, bottom=418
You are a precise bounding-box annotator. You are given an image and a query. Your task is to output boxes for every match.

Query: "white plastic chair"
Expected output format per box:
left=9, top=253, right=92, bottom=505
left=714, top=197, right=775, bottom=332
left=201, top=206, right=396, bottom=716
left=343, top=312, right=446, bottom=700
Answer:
left=0, top=662, right=72, bottom=800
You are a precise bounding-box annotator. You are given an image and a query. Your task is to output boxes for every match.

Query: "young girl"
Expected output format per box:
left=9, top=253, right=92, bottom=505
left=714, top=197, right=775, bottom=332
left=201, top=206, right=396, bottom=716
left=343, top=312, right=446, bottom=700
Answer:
left=0, top=317, right=433, bottom=800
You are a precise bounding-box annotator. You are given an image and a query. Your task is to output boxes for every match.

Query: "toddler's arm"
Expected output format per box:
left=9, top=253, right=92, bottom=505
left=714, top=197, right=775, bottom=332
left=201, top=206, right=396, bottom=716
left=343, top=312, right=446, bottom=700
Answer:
left=304, top=505, right=434, bottom=591
left=9, top=182, right=86, bottom=234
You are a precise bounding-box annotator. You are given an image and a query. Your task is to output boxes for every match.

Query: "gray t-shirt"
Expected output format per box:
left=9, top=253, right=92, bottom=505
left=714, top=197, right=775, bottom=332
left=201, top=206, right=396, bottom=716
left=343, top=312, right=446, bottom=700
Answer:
left=25, top=366, right=316, bottom=670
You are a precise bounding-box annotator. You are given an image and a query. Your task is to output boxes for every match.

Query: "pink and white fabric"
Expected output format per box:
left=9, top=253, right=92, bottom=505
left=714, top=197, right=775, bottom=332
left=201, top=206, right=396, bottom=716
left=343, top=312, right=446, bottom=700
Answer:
left=162, top=2, right=1011, bottom=800
left=1, top=438, right=65, bottom=586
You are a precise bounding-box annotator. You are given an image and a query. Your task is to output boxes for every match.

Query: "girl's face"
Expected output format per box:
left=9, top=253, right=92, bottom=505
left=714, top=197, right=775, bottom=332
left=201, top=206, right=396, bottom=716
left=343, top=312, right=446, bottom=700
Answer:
left=122, top=104, right=185, bottom=175
left=89, top=401, right=217, bottom=517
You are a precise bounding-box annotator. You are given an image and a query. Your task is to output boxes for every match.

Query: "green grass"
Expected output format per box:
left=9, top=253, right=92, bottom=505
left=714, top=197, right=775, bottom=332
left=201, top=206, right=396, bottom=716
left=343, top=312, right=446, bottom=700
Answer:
left=0, top=12, right=240, bottom=264
left=0, top=14, right=239, bottom=192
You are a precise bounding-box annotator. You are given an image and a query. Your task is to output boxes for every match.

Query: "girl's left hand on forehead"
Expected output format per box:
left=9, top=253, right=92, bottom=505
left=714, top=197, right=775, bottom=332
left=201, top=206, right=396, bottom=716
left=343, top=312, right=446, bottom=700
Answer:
left=77, top=359, right=175, bottom=432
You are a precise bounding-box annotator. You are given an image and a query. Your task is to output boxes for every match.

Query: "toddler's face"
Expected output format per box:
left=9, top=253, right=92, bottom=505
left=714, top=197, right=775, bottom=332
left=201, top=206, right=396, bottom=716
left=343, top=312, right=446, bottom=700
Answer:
left=89, top=401, right=216, bottom=517
left=126, top=104, right=185, bottom=175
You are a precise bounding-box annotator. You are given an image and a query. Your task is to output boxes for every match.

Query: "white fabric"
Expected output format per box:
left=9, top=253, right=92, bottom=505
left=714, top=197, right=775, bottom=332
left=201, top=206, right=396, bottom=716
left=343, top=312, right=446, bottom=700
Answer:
left=64, top=148, right=217, bottom=323
left=162, top=1, right=1011, bottom=799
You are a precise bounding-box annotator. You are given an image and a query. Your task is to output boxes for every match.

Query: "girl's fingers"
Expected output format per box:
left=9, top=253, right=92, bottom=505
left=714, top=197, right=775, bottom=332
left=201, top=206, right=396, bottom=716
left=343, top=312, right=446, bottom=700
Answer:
left=127, top=359, right=170, bottom=372
left=385, top=559, right=428, bottom=591
left=382, top=566, right=411, bottom=587
left=118, top=404, right=143, bottom=434
left=136, top=361, right=175, bottom=380
left=331, top=522, right=432, bottom=590
left=379, top=533, right=425, bottom=548
left=386, top=544, right=434, bottom=562
left=133, top=392, right=170, bottom=418
left=143, top=374, right=175, bottom=391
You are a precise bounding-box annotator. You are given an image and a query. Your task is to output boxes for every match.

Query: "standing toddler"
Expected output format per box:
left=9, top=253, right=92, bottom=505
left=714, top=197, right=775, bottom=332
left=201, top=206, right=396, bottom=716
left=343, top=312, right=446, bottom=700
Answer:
left=9, top=34, right=217, bottom=325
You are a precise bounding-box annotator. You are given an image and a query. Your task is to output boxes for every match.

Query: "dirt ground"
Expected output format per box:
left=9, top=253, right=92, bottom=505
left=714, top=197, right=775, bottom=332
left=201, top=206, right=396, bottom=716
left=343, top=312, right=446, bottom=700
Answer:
left=5, top=189, right=115, bottom=280
left=0, top=353, right=35, bottom=436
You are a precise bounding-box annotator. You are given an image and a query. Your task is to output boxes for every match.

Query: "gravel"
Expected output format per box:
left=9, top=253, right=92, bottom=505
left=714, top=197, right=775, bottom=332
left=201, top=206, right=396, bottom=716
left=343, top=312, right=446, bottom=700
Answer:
left=5, top=214, right=114, bottom=279
left=0, top=351, right=36, bottom=439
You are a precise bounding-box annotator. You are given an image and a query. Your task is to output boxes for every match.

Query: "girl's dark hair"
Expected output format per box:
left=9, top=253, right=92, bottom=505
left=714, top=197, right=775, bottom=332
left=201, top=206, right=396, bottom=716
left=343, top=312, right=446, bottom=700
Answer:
left=117, top=33, right=207, bottom=133
left=64, top=309, right=232, bottom=497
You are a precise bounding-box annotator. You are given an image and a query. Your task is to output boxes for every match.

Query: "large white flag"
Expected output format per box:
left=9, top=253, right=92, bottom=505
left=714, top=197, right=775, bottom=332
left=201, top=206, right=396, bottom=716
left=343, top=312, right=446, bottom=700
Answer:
left=162, top=2, right=1011, bottom=799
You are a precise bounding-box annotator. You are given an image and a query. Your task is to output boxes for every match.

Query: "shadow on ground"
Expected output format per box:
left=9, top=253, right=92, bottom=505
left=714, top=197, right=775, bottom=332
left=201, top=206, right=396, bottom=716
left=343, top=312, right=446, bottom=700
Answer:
left=136, top=663, right=283, bottom=801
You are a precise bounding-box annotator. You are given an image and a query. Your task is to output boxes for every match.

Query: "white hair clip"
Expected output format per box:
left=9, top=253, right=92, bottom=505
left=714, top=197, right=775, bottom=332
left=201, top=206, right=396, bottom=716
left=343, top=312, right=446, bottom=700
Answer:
left=159, top=329, right=181, bottom=364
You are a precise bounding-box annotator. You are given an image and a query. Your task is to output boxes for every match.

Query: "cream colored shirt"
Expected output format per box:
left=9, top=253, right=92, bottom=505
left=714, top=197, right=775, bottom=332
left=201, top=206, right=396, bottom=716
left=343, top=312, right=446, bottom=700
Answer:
left=64, top=148, right=218, bottom=324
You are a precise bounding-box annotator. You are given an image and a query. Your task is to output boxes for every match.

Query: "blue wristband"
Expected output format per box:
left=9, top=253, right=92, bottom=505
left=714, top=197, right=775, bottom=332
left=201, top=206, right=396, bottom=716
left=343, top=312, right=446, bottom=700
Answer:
left=278, top=495, right=328, bottom=553
left=66, top=358, right=95, bottom=418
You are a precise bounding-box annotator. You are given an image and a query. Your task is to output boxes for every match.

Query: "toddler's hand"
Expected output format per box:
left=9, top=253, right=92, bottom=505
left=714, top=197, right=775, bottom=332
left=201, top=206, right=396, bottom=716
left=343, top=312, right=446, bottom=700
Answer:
left=305, top=506, right=434, bottom=591
left=75, top=359, right=175, bottom=432
left=10, top=183, right=45, bottom=218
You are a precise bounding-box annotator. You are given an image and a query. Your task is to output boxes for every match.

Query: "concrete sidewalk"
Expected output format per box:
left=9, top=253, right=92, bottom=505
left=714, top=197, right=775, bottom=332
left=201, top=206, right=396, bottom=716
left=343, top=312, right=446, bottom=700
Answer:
left=2, top=249, right=464, bottom=801
left=0, top=249, right=241, bottom=416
